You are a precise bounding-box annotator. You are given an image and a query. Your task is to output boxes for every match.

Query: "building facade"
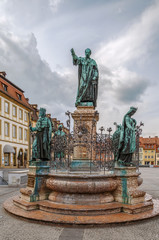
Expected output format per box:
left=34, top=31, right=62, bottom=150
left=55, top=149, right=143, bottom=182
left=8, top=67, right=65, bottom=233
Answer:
left=139, top=136, right=159, bottom=166
left=0, top=72, right=32, bottom=168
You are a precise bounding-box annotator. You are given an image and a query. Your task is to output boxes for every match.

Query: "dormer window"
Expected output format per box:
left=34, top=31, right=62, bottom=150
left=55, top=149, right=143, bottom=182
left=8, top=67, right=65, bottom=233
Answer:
left=17, top=93, right=22, bottom=100
left=2, top=83, right=8, bottom=92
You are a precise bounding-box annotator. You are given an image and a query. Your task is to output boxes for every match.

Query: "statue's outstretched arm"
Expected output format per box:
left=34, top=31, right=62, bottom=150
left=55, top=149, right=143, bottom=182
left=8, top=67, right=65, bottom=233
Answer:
left=70, top=48, right=79, bottom=65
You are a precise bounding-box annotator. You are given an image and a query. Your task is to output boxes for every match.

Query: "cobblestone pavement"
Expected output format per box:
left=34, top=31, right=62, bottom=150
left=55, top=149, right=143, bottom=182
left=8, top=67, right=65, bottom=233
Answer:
left=0, top=168, right=159, bottom=240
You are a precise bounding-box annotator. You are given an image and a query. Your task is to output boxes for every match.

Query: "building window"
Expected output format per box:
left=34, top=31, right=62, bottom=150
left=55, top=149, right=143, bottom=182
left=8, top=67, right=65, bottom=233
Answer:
left=4, top=122, right=9, bottom=136
left=19, top=109, right=23, bottom=120
left=4, top=153, right=10, bottom=166
left=24, top=150, right=28, bottom=167
left=24, top=129, right=28, bottom=141
left=157, top=154, right=159, bottom=158
left=148, top=156, right=150, bottom=158
left=18, top=149, right=23, bottom=167
left=145, top=161, right=150, bottom=165
left=139, top=154, right=142, bottom=160
left=13, top=105, right=17, bottom=117
left=2, top=83, right=8, bottom=92
left=145, top=151, right=147, bottom=153
left=17, top=93, right=22, bottom=100
left=12, top=125, right=17, bottom=138
left=24, top=112, right=28, bottom=121
left=4, top=101, right=9, bottom=113
left=19, top=127, right=23, bottom=140
left=151, top=156, right=154, bottom=158
left=145, top=156, right=147, bottom=158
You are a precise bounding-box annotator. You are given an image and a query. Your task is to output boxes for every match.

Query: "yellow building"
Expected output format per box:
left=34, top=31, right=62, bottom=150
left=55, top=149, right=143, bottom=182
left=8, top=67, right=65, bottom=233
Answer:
left=140, top=137, right=158, bottom=166
left=0, top=72, right=32, bottom=168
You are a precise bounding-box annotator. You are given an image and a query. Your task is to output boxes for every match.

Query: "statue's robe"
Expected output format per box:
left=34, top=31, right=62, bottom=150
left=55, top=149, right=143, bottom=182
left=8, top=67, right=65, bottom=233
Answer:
left=73, top=57, right=99, bottom=107
left=118, top=113, right=137, bottom=164
left=53, top=128, right=66, bottom=160
left=32, top=117, right=52, bottom=160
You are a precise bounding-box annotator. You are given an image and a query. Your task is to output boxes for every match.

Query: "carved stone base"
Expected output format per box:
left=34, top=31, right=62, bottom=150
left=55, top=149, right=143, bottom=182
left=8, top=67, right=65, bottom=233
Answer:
left=113, top=167, right=146, bottom=204
left=20, top=160, right=50, bottom=202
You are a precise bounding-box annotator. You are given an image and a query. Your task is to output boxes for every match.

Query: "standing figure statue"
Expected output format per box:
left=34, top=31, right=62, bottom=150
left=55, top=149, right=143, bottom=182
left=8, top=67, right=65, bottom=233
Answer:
left=112, top=124, right=122, bottom=162
left=30, top=108, right=52, bottom=161
left=112, top=107, right=137, bottom=166
left=71, top=48, right=99, bottom=107
left=53, top=125, right=66, bottom=160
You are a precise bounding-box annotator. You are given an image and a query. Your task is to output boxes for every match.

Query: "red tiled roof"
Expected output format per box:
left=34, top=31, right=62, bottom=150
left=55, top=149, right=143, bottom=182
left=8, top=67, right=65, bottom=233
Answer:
left=140, top=136, right=159, bottom=150
left=0, top=74, right=32, bottom=110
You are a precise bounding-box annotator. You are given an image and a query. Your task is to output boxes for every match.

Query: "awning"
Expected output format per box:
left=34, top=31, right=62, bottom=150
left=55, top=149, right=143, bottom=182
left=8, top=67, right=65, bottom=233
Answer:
left=3, top=145, right=15, bottom=154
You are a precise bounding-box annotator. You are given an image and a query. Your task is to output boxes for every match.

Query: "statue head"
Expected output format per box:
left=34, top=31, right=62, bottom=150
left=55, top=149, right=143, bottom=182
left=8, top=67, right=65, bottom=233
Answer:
left=85, top=48, right=91, bottom=58
left=39, top=108, right=46, bottom=118
left=127, top=106, right=138, bottom=117
left=58, top=124, right=63, bottom=131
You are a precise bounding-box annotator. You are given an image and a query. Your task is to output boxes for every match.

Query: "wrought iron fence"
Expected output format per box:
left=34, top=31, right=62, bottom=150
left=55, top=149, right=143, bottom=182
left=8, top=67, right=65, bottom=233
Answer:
left=50, top=111, right=143, bottom=174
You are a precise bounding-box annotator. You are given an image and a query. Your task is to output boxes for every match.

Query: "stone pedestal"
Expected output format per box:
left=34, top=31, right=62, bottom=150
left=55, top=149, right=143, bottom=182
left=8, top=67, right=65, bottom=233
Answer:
left=113, top=167, right=145, bottom=204
left=20, top=160, right=50, bottom=202
left=71, top=106, right=99, bottom=171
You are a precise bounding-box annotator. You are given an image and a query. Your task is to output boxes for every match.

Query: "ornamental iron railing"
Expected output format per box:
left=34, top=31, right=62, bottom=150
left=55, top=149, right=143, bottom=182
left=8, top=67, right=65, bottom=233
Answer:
left=49, top=111, right=143, bottom=174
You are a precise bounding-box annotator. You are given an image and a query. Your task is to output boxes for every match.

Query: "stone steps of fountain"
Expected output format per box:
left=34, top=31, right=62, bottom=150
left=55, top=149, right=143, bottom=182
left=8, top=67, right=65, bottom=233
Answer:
left=13, top=195, right=153, bottom=216
left=4, top=196, right=159, bottom=225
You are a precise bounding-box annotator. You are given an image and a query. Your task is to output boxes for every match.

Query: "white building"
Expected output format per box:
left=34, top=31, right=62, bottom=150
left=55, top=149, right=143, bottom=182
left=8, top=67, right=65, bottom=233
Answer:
left=0, top=72, right=32, bottom=168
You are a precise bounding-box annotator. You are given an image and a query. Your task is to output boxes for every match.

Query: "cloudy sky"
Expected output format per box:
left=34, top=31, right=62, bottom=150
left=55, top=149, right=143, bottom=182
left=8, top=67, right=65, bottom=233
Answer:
left=0, top=0, right=159, bottom=136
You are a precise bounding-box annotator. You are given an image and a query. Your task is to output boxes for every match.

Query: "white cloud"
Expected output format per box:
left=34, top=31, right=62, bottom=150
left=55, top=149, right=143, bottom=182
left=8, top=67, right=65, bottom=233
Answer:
left=95, top=0, right=159, bottom=135
left=49, top=0, right=62, bottom=11
left=0, top=28, right=76, bottom=125
left=96, top=0, right=159, bottom=67
left=0, top=0, right=159, bottom=135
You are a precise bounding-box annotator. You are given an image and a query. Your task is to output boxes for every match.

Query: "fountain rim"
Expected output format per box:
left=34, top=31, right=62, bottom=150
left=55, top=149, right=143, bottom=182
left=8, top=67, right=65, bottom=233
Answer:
left=48, top=172, right=115, bottom=179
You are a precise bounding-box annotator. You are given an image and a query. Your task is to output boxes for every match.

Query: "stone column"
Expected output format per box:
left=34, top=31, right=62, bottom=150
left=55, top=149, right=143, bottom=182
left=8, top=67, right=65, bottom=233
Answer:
left=113, top=167, right=145, bottom=204
left=71, top=106, right=99, bottom=171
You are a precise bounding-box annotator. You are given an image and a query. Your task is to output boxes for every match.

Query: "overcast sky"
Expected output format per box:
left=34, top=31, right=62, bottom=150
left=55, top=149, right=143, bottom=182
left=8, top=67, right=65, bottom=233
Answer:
left=0, top=0, right=159, bottom=136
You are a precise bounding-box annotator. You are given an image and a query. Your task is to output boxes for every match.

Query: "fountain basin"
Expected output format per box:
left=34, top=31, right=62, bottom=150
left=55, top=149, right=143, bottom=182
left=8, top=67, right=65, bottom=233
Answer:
left=46, top=173, right=117, bottom=204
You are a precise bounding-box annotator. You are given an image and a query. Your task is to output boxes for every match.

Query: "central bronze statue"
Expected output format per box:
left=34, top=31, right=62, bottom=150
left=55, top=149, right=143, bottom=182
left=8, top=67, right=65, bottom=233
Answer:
left=71, top=48, right=99, bottom=107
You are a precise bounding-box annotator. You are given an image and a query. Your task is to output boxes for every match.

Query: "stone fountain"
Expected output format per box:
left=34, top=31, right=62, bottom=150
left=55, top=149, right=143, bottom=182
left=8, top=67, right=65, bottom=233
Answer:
left=4, top=48, right=159, bottom=225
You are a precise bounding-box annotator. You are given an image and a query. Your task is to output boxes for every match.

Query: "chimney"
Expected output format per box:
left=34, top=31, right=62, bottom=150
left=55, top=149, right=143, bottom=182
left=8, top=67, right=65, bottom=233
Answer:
left=0, top=71, right=6, bottom=78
